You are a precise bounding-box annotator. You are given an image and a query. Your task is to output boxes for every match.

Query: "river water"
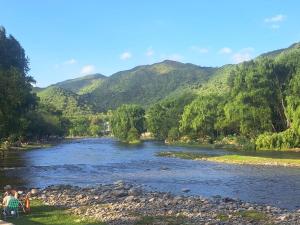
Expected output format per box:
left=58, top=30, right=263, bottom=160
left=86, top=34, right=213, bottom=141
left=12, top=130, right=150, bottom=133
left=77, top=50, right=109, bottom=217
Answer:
left=1, top=138, right=300, bottom=209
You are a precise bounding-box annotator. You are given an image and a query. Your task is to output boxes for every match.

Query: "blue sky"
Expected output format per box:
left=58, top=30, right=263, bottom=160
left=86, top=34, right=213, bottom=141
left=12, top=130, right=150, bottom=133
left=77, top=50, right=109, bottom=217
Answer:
left=1, top=0, right=299, bottom=87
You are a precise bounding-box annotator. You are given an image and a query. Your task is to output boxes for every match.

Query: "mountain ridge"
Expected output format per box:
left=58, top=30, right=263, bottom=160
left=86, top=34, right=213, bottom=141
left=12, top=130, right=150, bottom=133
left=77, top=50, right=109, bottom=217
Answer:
left=36, top=42, right=300, bottom=113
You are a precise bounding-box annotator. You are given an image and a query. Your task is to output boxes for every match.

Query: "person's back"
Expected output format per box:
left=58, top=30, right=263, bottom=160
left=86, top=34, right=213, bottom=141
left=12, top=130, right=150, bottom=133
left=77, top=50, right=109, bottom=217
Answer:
left=3, top=194, right=14, bottom=207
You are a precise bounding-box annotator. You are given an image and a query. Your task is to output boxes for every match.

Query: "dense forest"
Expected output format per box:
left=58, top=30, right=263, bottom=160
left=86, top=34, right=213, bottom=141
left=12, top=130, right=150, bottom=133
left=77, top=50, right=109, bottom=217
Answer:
left=1, top=25, right=300, bottom=150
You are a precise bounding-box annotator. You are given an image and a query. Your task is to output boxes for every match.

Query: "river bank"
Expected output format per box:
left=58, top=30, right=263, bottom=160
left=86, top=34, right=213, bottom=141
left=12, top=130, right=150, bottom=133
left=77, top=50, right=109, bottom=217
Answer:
left=0, top=137, right=84, bottom=152
left=157, top=151, right=300, bottom=167
left=30, top=182, right=300, bottom=225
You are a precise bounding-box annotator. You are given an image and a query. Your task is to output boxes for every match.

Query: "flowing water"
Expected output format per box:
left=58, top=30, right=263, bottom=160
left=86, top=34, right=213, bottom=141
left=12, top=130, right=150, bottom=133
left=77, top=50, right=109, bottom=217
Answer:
left=1, top=138, right=300, bottom=209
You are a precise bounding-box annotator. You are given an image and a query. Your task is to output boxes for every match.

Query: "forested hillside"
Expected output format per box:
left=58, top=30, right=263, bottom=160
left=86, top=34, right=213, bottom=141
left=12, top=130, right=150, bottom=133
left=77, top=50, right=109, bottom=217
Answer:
left=37, top=87, right=93, bottom=116
left=49, top=73, right=107, bottom=94
left=87, top=60, right=217, bottom=111
left=37, top=60, right=217, bottom=112
left=144, top=43, right=300, bottom=150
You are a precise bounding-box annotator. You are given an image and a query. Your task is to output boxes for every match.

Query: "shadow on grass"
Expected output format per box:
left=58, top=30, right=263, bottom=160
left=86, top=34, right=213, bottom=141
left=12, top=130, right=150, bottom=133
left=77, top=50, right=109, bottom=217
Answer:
left=5, top=201, right=105, bottom=225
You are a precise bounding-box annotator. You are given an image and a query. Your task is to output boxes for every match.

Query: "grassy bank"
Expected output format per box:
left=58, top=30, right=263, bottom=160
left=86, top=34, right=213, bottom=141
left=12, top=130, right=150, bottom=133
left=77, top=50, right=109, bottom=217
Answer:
left=157, top=150, right=300, bottom=167
left=5, top=200, right=105, bottom=225
left=167, top=141, right=241, bottom=150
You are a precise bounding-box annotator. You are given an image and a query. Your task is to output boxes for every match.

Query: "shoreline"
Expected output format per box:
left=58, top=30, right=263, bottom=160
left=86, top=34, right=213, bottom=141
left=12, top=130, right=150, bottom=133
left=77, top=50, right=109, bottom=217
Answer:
left=157, top=151, right=300, bottom=168
left=0, top=140, right=60, bottom=152
left=167, top=140, right=300, bottom=152
left=0, top=136, right=107, bottom=152
left=31, top=182, right=299, bottom=225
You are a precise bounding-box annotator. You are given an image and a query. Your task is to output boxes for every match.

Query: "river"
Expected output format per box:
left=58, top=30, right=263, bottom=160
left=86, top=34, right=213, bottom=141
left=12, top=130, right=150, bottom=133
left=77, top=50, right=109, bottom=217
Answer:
left=1, top=138, right=300, bottom=210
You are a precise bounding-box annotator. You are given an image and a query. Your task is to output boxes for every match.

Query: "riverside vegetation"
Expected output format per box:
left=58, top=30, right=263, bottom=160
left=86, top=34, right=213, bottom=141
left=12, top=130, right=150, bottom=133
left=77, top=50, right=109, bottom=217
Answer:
left=2, top=25, right=300, bottom=151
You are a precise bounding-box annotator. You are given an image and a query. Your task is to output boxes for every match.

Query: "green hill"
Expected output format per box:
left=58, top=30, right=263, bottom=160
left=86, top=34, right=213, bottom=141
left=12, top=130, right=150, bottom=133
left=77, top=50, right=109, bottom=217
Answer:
left=50, top=73, right=107, bottom=94
left=37, top=86, right=93, bottom=116
left=259, top=42, right=300, bottom=59
left=86, top=60, right=217, bottom=111
left=36, top=42, right=300, bottom=114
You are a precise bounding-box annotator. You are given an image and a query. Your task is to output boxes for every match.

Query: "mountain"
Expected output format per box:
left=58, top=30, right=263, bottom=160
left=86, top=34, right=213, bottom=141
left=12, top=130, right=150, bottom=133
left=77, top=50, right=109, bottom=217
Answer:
left=37, top=86, right=93, bottom=116
left=86, top=60, right=218, bottom=111
left=49, top=73, right=107, bottom=94
left=259, top=42, right=300, bottom=59
left=35, top=42, right=300, bottom=113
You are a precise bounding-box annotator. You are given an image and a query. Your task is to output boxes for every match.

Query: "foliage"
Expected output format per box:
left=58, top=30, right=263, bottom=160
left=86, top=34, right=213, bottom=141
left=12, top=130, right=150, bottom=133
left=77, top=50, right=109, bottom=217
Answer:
left=110, top=104, right=145, bottom=142
left=167, top=127, right=180, bottom=142
left=146, top=92, right=196, bottom=140
left=68, top=114, right=108, bottom=137
left=255, top=129, right=300, bottom=150
left=21, top=104, right=68, bottom=140
left=180, top=94, right=225, bottom=140
left=88, top=60, right=217, bottom=111
left=222, top=59, right=290, bottom=138
left=0, top=27, right=37, bottom=140
left=37, top=86, right=93, bottom=117
left=50, top=73, right=107, bottom=95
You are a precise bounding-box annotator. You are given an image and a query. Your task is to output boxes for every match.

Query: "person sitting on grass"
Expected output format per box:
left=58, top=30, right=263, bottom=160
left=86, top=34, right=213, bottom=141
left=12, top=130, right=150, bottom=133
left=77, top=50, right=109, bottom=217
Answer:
left=2, top=191, right=16, bottom=217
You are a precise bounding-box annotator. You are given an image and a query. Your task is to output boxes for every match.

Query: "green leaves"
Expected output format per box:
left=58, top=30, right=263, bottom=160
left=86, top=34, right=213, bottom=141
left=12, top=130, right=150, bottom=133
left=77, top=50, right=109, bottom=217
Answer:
left=0, top=27, right=37, bottom=140
left=146, top=93, right=196, bottom=140
left=110, top=104, right=145, bottom=142
left=180, top=94, right=225, bottom=140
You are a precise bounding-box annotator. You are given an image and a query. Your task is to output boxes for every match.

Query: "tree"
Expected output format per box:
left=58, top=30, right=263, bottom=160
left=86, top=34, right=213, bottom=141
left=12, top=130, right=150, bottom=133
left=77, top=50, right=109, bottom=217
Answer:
left=110, top=104, right=145, bottom=142
left=180, top=94, right=225, bottom=140
left=146, top=93, right=196, bottom=140
left=0, top=27, right=37, bottom=140
left=222, top=60, right=288, bottom=138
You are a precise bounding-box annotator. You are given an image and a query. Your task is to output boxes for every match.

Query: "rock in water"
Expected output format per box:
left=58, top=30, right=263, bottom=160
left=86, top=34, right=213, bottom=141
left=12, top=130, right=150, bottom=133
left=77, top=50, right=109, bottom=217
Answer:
left=182, top=188, right=190, bottom=193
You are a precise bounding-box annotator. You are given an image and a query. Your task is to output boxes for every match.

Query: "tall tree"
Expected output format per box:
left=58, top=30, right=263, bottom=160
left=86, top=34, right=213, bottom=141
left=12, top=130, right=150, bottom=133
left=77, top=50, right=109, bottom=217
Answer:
left=0, top=26, right=36, bottom=139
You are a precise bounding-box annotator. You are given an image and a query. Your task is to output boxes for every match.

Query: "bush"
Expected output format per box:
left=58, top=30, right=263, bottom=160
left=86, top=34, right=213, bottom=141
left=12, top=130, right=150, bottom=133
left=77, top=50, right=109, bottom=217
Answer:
left=167, top=127, right=180, bottom=143
left=127, top=127, right=140, bottom=143
left=255, top=128, right=300, bottom=150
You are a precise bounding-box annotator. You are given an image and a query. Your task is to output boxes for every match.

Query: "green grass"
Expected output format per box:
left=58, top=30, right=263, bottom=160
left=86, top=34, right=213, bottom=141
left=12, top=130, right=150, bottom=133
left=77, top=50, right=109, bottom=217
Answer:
left=5, top=200, right=105, bottom=225
left=216, top=213, right=230, bottom=222
left=157, top=150, right=300, bottom=167
left=236, top=210, right=268, bottom=221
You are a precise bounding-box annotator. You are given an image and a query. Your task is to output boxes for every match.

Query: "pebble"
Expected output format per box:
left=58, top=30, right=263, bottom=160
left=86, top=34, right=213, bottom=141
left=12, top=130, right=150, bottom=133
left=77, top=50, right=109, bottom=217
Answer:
left=34, top=183, right=300, bottom=225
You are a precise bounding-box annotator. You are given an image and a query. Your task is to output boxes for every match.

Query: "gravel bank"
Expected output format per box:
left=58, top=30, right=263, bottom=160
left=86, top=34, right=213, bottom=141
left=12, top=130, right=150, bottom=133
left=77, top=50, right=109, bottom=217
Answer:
left=35, top=182, right=300, bottom=225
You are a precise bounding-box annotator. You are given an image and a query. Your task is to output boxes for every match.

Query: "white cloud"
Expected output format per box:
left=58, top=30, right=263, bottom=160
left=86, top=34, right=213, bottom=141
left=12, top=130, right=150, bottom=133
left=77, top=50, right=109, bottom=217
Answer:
left=264, top=14, right=286, bottom=23
left=146, top=47, right=154, bottom=57
left=219, top=47, right=232, bottom=54
left=232, top=48, right=254, bottom=63
left=64, top=58, right=77, bottom=65
left=81, top=65, right=95, bottom=74
left=120, top=51, right=132, bottom=60
left=190, top=46, right=209, bottom=54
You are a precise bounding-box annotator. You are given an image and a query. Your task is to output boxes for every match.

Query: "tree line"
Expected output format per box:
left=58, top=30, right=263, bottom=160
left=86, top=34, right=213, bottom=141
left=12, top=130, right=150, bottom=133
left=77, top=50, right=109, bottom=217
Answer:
left=110, top=49, right=300, bottom=150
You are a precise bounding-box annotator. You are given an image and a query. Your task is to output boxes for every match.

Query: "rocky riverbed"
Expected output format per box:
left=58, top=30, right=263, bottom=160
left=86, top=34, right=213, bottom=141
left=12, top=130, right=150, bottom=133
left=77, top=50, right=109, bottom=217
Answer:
left=34, top=182, right=300, bottom=225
